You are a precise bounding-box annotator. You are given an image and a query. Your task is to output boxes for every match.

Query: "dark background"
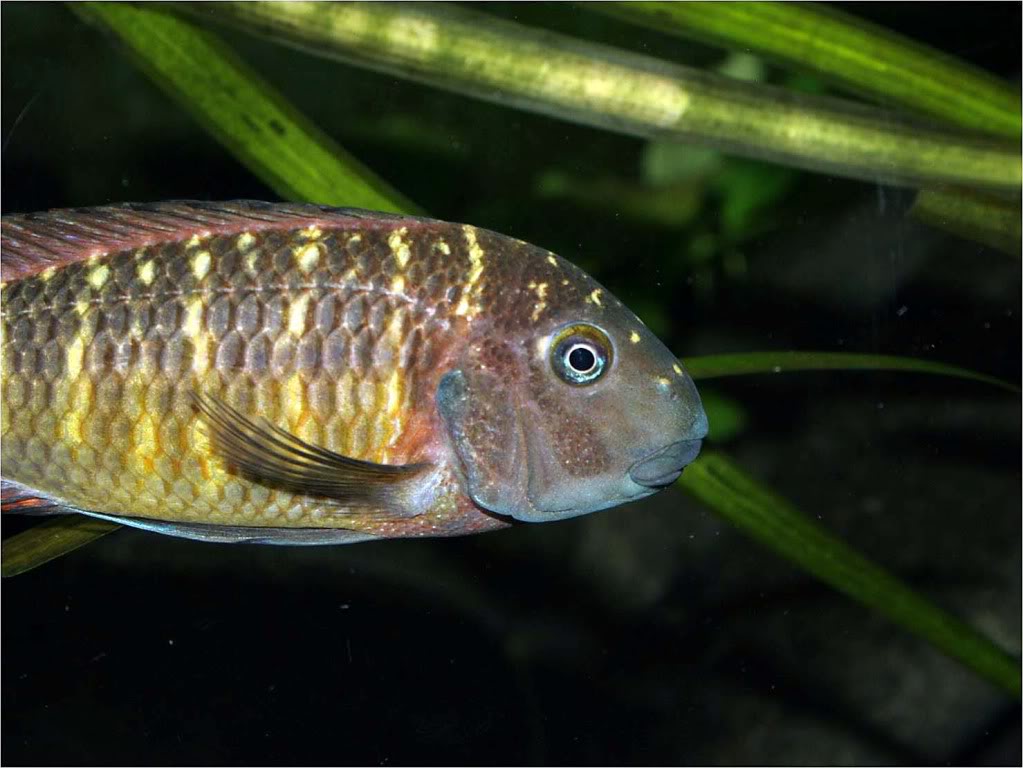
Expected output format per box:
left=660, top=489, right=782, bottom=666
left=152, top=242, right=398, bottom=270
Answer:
left=3, top=3, right=1020, bottom=765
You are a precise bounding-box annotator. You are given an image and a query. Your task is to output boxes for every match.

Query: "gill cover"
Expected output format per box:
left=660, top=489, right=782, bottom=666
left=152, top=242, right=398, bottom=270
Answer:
left=436, top=368, right=536, bottom=520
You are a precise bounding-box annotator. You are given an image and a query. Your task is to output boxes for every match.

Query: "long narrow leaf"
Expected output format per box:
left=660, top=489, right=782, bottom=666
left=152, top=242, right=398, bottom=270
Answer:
left=73, top=3, right=419, bottom=213
left=590, top=2, right=1021, bottom=139
left=910, top=188, right=1022, bottom=257
left=193, top=2, right=1020, bottom=190
left=684, top=351, right=1019, bottom=393
left=679, top=452, right=1021, bottom=696
left=1, top=517, right=120, bottom=578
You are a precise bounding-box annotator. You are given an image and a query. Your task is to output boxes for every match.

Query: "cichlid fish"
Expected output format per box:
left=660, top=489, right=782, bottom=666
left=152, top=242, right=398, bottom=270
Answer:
left=0, top=202, right=707, bottom=545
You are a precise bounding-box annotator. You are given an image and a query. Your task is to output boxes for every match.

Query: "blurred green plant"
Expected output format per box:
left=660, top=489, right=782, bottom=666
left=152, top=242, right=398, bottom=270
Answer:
left=697, top=390, right=747, bottom=444
left=910, top=187, right=1022, bottom=257
left=588, top=2, right=1021, bottom=140
left=194, top=2, right=1020, bottom=190
left=4, top=2, right=1018, bottom=699
left=681, top=452, right=1021, bottom=695
left=588, top=2, right=1023, bottom=253
left=72, top=3, right=417, bottom=213
left=685, top=351, right=1020, bottom=393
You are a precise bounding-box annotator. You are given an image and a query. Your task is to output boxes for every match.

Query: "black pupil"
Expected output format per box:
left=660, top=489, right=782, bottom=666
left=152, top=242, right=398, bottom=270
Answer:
left=568, top=346, right=596, bottom=372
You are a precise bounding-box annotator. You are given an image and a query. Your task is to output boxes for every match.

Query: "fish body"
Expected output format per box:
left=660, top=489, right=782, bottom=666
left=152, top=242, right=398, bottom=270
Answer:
left=1, top=202, right=707, bottom=544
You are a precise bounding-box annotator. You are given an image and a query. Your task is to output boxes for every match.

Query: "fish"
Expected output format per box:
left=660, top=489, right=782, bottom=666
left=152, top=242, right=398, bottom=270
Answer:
left=0, top=201, right=707, bottom=546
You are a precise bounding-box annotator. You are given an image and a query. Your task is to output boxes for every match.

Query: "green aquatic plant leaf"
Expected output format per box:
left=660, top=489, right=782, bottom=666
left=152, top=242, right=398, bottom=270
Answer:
left=713, top=159, right=797, bottom=240
left=679, top=452, right=1021, bottom=696
left=1, top=517, right=120, bottom=579
left=535, top=169, right=704, bottom=229
left=910, top=188, right=1022, bottom=257
left=590, top=2, right=1021, bottom=140
left=72, top=3, right=419, bottom=213
left=699, top=390, right=747, bottom=443
left=192, top=2, right=1020, bottom=190
left=684, top=350, right=1019, bottom=393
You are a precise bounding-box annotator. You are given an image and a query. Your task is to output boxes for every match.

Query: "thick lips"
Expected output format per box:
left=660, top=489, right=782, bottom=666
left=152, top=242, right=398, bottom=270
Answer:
left=628, top=439, right=703, bottom=488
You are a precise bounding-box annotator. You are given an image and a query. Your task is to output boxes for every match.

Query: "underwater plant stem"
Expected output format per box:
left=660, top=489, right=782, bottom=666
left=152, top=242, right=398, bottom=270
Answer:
left=73, top=3, right=419, bottom=214
left=684, top=351, right=1019, bottom=393
left=193, top=2, right=1020, bottom=190
left=910, top=188, right=1023, bottom=257
left=590, top=2, right=1021, bottom=140
left=1, top=517, right=120, bottom=578
left=680, top=452, right=1022, bottom=696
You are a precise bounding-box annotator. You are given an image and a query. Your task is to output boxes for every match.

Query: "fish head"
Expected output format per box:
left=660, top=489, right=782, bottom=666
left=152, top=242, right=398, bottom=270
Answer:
left=437, top=247, right=707, bottom=523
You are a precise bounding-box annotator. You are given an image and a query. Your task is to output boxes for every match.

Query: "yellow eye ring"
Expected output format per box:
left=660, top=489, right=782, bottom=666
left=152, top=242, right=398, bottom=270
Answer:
left=550, top=324, right=613, bottom=386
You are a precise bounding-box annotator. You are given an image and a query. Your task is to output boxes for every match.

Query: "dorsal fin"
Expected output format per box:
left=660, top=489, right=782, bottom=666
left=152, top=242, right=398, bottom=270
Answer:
left=1, top=200, right=423, bottom=282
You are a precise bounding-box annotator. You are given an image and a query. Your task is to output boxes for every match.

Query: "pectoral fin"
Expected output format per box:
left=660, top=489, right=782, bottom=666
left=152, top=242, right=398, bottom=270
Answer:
left=192, top=393, right=431, bottom=513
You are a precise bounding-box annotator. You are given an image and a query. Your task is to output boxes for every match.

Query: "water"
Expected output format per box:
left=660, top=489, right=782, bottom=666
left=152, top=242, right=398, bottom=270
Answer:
left=2, top=3, right=1019, bottom=764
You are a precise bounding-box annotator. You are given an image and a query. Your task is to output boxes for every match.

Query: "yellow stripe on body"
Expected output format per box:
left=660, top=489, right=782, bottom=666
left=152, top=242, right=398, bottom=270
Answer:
left=528, top=281, right=548, bottom=322
left=182, top=297, right=212, bottom=375
left=455, top=225, right=485, bottom=318
left=288, top=294, right=311, bottom=336
left=191, top=251, right=212, bottom=281
left=137, top=259, right=156, bottom=285
left=388, top=226, right=412, bottom=269
left=285, top=373, right=307, bottom=432
left=293, top=242, right=321, bottom=273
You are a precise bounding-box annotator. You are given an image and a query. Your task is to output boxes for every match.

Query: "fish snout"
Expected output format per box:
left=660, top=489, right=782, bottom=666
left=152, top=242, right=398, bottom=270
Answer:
left=628, top=439, right=703, bottom=488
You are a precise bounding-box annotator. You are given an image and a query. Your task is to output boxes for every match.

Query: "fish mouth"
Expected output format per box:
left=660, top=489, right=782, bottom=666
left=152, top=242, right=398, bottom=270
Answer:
left=628, top=439, right=703, bottom=488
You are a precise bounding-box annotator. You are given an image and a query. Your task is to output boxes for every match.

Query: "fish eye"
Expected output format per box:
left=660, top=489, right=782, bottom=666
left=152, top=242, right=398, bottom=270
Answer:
left=551, top=324, right=612, bottom=385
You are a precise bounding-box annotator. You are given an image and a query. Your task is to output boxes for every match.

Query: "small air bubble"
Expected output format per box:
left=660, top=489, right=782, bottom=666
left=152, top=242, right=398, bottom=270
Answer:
left=771, top=365, right=782, bottom=373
